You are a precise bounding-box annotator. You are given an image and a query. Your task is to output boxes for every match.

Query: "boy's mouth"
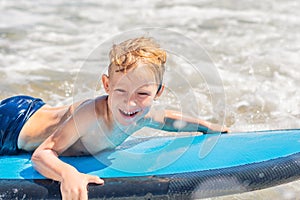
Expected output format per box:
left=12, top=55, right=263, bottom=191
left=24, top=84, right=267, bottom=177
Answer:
left=119, top=109, right=140, bottom=118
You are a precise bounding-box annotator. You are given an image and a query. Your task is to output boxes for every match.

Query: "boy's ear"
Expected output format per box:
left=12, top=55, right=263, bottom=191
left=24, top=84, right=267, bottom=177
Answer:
left=102, top=74, right=110, bottom=93
left=155, top=84, right=165, bottom=99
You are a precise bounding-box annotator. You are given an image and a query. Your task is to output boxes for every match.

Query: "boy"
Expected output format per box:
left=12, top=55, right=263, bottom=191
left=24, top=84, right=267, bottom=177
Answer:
left=0, top=37, right=228, bottom=199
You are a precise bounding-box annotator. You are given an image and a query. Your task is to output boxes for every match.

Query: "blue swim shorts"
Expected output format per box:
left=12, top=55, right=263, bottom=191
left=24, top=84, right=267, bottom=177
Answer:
left=0, top=95, right=45, bottom=155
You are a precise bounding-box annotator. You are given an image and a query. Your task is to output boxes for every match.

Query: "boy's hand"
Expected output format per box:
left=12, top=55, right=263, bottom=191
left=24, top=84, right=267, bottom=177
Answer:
left=208, top=123, right=230, bottom=134
left=60, top=170, right=104, bottom=200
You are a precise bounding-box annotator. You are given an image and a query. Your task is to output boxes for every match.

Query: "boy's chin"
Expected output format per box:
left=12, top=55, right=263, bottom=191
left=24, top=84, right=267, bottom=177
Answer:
left=116, top=116, right=138, bottom=127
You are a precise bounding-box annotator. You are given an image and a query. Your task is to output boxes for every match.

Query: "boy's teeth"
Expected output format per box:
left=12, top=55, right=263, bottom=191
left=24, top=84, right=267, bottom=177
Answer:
left=121, top=109, right=139, bottom=116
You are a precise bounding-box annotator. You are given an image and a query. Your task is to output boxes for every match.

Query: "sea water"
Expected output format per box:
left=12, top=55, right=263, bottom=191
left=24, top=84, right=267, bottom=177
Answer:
left=0, top=0, right=299, bottom=199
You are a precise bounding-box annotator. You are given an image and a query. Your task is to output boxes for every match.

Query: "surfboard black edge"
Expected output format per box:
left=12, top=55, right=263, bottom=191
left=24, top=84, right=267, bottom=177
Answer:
left=1, top=152, right=300, bottom=200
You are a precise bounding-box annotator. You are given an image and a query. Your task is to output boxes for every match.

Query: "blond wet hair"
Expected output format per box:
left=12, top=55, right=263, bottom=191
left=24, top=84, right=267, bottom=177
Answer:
left=108, top=37, right=167, bottom=86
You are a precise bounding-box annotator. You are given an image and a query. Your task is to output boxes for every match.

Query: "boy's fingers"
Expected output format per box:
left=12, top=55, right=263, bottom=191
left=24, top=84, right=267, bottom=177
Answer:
left=87, top=175, right=104, bottom=185
left=79, top=190, right=88, bottom=200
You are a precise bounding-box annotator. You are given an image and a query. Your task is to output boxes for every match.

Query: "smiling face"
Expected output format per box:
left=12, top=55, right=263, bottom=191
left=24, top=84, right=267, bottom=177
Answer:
left=103, top=37, right=166, bottom=127
left=102, top=64, right=164, bottom=127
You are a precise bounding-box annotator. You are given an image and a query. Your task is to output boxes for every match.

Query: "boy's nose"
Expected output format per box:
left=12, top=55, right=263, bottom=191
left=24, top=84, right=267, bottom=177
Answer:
left=125, top=94, right=137, bottom=106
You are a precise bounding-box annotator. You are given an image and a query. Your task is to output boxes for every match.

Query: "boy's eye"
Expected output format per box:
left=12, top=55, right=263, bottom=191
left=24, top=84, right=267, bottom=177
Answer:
left=115, top=89, right=126, bottom=93
left=137, top=92, right=150, bottom=96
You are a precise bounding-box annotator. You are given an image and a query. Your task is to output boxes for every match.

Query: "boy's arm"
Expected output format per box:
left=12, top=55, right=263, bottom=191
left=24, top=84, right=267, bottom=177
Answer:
left=145, top=109, right=229, bottom=134
left=32, top=100, right=103, bottom=200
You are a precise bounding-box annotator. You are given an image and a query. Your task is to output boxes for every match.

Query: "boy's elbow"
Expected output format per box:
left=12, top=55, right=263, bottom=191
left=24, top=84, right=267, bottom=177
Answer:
left=31, top=149, right=43, bottom=170
left=31, top=148, right=58, bottom=167
left=32, top=148, right=44, bottom=164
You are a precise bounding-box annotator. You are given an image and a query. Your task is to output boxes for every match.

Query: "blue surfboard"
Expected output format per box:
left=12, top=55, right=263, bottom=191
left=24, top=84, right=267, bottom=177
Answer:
left=1, top=129, right=300, bottom=199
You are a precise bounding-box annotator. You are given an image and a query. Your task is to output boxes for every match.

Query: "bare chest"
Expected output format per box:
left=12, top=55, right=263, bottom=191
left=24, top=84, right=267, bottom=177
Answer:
left=61, top=128, right=132, bottom=156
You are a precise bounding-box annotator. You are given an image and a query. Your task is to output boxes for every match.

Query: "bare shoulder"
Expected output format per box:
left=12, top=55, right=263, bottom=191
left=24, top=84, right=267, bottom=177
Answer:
left=70, top=95, right=110, bottom=124
left=94, top=95, right=108, bottom=104
left=145, top=107, right=165, bottom=121
left=94, top=95, right=109, bottom=115
left=71, top=96, right=106, bottom=112
left=139, top=107, right=165, bottom=128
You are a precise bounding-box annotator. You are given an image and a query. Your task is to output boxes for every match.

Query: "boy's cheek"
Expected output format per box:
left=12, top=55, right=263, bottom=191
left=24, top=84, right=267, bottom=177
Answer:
left=140, top=98, right=154, bottom=107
